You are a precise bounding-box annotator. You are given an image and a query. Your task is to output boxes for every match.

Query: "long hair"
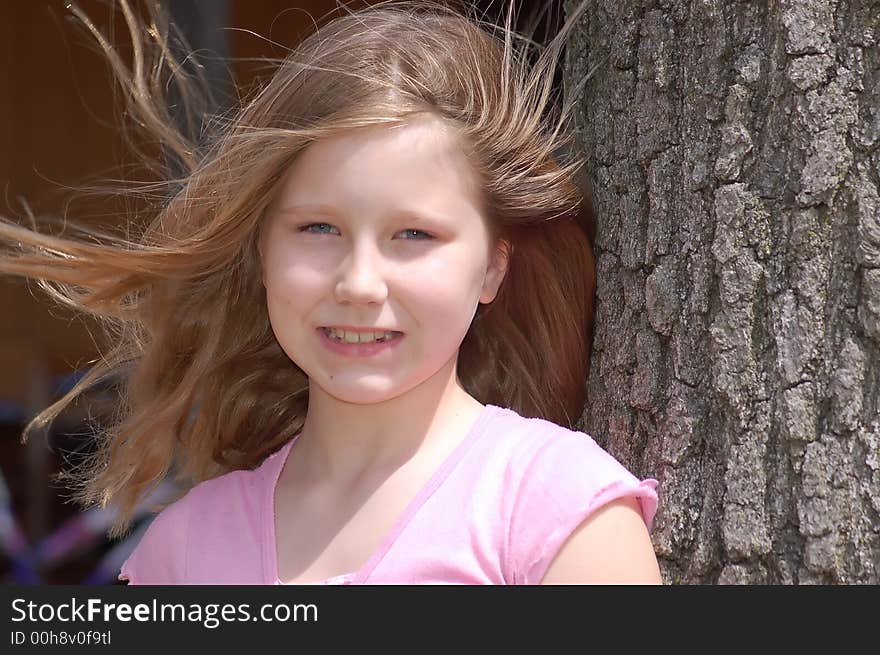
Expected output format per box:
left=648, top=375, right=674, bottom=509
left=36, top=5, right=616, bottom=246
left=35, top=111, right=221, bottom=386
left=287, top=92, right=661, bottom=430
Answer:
left=0, top=0, right=596, bottom=536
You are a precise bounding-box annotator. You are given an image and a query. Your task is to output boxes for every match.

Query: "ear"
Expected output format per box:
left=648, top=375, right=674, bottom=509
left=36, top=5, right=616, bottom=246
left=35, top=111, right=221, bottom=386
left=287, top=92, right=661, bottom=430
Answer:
left=480, top=238, right=512, bottom=304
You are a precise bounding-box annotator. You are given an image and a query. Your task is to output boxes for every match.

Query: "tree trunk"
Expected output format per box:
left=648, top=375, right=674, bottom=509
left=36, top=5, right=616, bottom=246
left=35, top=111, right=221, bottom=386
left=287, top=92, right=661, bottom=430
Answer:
left=565, top=0, right=880, bottom=584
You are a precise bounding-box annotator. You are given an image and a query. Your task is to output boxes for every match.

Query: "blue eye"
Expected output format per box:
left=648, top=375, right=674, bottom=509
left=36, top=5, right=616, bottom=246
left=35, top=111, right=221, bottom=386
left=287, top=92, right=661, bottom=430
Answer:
left=299, top=223, right=339, bottom=235
left=297, top=224, right=433, bottom=240
left=398, top=229, right=433, bottom=240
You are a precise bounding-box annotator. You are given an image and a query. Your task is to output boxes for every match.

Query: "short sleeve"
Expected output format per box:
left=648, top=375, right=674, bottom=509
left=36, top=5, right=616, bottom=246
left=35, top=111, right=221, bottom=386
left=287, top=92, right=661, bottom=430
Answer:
left=118, top=491, right=191, bottom=585
left=507, top=429, right=659, bottom=585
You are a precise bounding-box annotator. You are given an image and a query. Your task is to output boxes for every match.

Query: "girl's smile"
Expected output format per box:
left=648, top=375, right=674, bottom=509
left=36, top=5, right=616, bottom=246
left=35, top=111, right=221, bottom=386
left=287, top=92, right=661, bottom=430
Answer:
left=317, top=326, right=405, bottom=357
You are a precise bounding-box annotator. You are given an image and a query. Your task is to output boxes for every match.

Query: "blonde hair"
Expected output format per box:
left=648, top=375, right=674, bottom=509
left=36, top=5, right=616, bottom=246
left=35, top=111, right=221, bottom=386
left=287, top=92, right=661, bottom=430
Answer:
left=0, top=0, right=596, bottom=536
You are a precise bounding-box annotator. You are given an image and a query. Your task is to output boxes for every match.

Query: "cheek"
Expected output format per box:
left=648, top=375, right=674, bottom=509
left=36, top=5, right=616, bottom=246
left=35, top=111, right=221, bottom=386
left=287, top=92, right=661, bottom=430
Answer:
left=400, top=255, right=484, bottom=327
left=262, top=260, right=327, bottom=342
left=263, top=246, right=333, bottom=296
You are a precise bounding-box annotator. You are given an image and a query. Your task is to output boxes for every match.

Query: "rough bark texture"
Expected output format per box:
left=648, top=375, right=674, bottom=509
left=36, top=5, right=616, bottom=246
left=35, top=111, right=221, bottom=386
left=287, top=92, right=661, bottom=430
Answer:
left=565, top=0, right=880, bottom=583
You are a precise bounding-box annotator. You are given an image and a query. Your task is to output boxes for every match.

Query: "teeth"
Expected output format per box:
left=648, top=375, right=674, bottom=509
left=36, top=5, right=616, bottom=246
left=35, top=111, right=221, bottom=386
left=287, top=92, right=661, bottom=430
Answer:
left=325, top=328, right=398, bottom=344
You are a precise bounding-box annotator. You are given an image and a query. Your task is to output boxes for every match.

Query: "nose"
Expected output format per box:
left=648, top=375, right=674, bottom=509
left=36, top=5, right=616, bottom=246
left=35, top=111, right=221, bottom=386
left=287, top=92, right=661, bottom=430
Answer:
left=334, top=239, right=389, bottom=305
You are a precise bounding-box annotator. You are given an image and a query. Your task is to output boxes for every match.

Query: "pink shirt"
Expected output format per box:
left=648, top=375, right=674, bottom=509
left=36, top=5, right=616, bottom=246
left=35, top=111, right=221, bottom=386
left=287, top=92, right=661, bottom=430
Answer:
left=119, top=403, right=659, bottom=585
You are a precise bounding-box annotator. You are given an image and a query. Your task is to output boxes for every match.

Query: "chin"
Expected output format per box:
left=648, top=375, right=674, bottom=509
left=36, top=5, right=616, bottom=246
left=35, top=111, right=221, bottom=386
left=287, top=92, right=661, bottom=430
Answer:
left=325, top=391, right=406, bottom=407
left=317, top=378, right=412, bottom=406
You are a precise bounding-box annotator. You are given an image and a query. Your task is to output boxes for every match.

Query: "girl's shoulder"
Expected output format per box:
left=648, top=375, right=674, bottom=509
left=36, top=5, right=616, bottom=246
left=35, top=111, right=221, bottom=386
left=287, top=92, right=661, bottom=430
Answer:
left=118, top=444, right=288, bottom=584
left=117, top=485, right=194, bottom=585
left=482, top=406, right=659, bottom=584
left=486, top=405, right=653, bottom=497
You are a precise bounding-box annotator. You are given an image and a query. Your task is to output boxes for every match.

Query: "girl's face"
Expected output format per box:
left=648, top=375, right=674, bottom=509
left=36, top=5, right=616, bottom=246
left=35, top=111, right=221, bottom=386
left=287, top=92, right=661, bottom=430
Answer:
left=259, top=115, right=508, bottom=405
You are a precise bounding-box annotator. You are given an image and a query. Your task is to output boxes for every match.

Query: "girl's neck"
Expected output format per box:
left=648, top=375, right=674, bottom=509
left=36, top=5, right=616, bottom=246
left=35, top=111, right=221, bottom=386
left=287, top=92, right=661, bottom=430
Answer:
left=290, top=360, right=483, bottom=485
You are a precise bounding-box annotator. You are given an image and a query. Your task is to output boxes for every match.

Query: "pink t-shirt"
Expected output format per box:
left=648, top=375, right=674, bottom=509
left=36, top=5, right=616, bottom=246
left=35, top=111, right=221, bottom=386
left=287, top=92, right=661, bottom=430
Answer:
left=119, top=403, right=659, bottom=585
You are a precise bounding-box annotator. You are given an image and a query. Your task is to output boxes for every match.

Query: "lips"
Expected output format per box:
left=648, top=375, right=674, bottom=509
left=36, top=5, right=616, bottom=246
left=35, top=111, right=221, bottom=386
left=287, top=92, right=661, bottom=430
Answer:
left=316, top=326, right=404, bottom=356
left=321, top=327, right=403, bottom=344
left=320, top=326, right=403, bottom=333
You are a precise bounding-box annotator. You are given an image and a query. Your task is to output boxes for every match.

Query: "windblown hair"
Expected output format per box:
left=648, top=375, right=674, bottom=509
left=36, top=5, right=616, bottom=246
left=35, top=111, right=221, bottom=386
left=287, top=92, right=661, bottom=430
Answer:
left=0, top=0, right=597, bottom=536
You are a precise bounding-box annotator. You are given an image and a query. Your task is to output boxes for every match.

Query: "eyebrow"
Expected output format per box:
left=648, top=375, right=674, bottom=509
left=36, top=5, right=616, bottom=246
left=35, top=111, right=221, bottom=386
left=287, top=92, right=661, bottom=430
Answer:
left=276, top=203, right=341, bottom=218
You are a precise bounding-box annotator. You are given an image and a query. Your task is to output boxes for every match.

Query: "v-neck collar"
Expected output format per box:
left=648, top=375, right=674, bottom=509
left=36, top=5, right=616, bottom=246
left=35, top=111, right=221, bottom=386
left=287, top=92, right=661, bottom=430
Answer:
left=264, top=403, right=498, bottom=585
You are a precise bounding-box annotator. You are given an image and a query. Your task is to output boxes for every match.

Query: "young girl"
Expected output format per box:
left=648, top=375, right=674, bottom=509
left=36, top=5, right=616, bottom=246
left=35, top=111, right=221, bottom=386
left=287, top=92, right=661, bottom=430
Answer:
left=0, top=0, right=661, bottom=584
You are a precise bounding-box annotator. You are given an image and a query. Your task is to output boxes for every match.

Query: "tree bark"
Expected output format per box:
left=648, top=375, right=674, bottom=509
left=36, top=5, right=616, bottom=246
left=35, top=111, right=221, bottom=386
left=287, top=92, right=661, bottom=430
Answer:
left=565, top=0, right=880, bottom=583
